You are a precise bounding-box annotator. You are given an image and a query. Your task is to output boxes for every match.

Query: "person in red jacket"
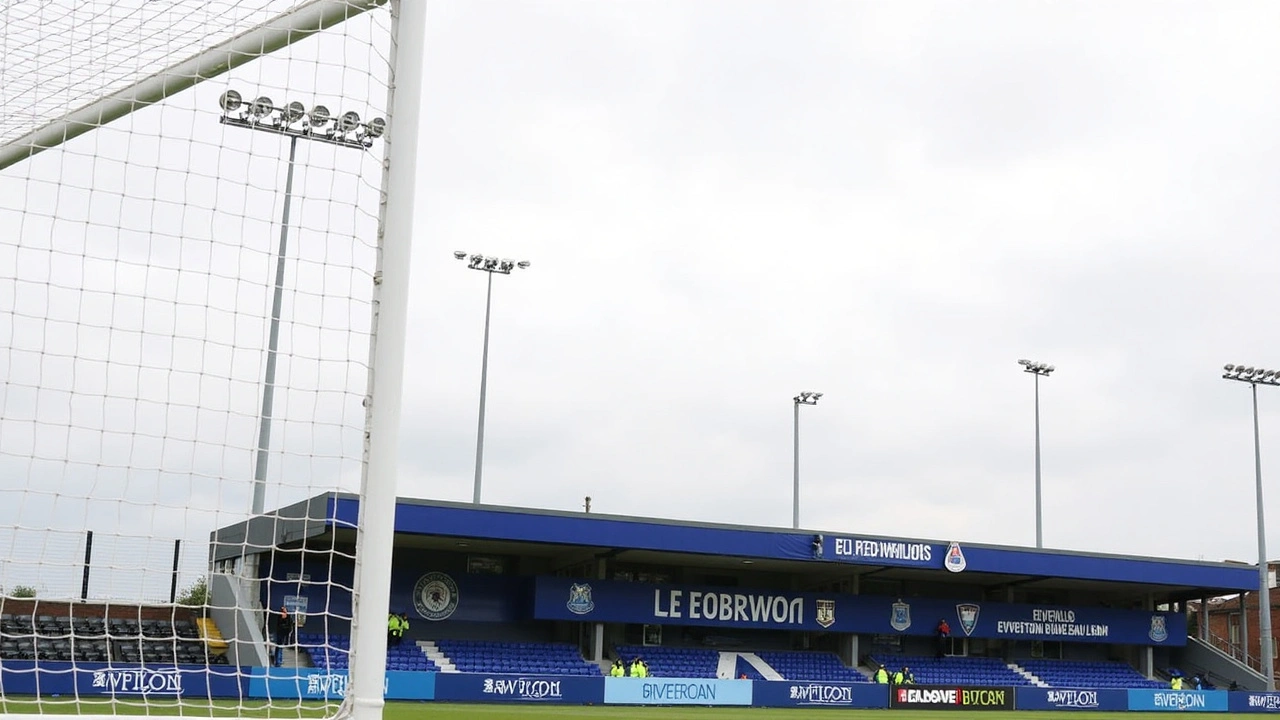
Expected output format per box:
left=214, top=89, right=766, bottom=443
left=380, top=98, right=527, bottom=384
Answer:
left=935, top=618, right=951, bottom=658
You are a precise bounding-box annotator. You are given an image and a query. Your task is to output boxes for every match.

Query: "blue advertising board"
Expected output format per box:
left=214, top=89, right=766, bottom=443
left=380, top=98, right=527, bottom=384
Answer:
left=433, top=673, right=602, bottom=704
left=1231, top=691, right=1280, bottom=713
left=246, top=667, right=433, bottom=700
left=0, top=661, right=243, bottom=698
left=1016, top=687, right=1128, bottom=711
left=752, top=680, right=886, bottom=708
left=1127, top=689, right=1228, bottom=712
left=535, top=576, right=1185, bottom=645
left=603, top=677, right=753, bottom=706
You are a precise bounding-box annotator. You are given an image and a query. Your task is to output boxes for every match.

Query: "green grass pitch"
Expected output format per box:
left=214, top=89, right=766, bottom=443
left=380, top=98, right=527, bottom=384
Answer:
left=0, top=699, right=1259, bottom=719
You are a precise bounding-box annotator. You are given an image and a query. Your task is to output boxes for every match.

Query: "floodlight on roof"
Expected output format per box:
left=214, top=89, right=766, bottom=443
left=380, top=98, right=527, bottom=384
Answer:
left=219, top=89, right=242, bottom=112
left=249, top=96, right=273, bottom=118
left=281, top=101, right=305, bottom=125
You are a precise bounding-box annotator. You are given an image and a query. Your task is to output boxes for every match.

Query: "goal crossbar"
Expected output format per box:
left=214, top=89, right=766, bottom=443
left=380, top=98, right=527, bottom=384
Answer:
left=0, top=0, right=386, bottom=173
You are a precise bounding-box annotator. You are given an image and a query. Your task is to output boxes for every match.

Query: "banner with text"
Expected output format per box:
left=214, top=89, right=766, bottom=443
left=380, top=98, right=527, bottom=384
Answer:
left=889, top=684, right=1015, bottom=710
left=247, top=667, right=433, bottom=701
left=1015, top=687, right=1128, bottom=711
left=1231, top=691, right=1280, bottom=713
left=603, top=677, right=753, bottom=706
left=533, top=576, right=1185, bottom=645
left=0, top=661, right=243, bottom=698
left=433, top=673, right=602, bottom=704
left=1127, top=689, right=1228, bottom=712
left=752, top=680, right=886, bottom=708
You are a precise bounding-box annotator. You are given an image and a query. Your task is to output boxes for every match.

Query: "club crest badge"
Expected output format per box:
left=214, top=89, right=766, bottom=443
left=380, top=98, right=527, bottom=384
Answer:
left=566, top=583, right=596, bottom=615
left=956, top=603, right=980, bottom=636
left=890, top=600, right=912, bottom=632
left=1149, top=615, right=1168, bottom=643
left=944, top=541, right=967, bottom=573
left=413, top=571, right=460, bottom=621
left=815, top=599, right=836, bottom=628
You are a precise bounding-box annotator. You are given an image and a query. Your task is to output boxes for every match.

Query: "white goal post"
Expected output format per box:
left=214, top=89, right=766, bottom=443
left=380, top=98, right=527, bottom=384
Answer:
left=0, top=1, right=425, bottom=719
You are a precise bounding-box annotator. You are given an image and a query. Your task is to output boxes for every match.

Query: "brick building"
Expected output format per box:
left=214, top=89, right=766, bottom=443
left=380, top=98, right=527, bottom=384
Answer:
left=1190, top=561, right=1280, bottom=681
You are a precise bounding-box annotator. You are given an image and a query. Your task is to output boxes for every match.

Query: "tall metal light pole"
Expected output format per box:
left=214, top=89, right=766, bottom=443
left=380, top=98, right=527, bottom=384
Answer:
left=793, top=391, right=822, bottom=529
left=218, top=89, right=385, bottom=518
left=1018, top=359, right=1055, bottom=549
left=455, top=252, right=530, bottom=504
left=1223, top=363, right=1279, bottom=690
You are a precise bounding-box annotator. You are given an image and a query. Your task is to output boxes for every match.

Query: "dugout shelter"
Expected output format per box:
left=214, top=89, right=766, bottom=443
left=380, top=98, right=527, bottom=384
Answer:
left=209, top=492, right=1263, bottom=687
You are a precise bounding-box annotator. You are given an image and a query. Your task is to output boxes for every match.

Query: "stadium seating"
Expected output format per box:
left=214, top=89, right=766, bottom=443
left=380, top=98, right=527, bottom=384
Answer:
left=871, top=654, right=1034, bottom=686
left=1016, top=659, right=1164, bottom=688
left=298, top=634, right=601, bottom=675
left=754, top=650, right=867, bottom=682
left=0, top=612, right=219, bottom=665
left=615, top=645, right=719, bottom=678
left=433, top=639, right=599, bottom=675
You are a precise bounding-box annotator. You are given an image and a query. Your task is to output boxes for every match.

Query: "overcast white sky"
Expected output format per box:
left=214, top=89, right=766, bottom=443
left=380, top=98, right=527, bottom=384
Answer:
left=3, top=0, right=1280, bottom=600
left=404, top=0, right=1280, bottom=563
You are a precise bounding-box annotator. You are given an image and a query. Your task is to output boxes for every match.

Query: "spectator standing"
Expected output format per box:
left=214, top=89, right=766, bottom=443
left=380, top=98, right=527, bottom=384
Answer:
left=397, top=612, right=410, bottom=645
left=273, top=606, right=294, bottom=667
left=935, top=618, right=951, bottom=658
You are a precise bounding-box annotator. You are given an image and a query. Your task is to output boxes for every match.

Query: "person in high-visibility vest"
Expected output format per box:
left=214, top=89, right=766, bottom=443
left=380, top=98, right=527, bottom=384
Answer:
left=875, top=664, right=889, bottom=684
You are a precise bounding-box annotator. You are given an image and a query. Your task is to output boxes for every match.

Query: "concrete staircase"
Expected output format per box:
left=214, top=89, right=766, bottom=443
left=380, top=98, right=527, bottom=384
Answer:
left=1009, top=662, right=1049, bottom=687
left=417, top=640, right=459, bottom=673
left=737, top=652, right=784, bottom=680
left=277, top=645, right=312, bottom=668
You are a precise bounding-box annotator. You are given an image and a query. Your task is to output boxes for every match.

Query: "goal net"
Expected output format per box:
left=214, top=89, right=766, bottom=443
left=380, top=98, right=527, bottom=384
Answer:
left=0, top=1, right=420, bottom=718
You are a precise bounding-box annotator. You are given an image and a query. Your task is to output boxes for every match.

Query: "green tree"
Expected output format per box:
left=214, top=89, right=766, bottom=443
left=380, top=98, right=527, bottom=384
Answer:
left=9, top=585, right=37, bottom=598
left=176, top=576, right=209, bottom=607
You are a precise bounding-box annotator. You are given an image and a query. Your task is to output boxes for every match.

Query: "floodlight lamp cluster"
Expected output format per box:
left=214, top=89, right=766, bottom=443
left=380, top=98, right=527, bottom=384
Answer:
left=1223, top=364, right=1280, bottom=386
left=1018, top=359, right=1055, bottom=376
left=453, top=250, right=531, bottom=275
left=795, top=391, right=822, bottom=405
left=218, top=89, right=385, bottom=148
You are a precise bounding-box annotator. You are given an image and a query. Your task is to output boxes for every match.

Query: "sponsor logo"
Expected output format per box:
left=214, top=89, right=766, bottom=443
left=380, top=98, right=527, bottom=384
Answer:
left=642, top=681, right=718, bottom=701
left=898, top=687, right=955, bottom=704
left=815, top=599, right=835, bottom=628
left=789, top=683, right=853, bottom=705
left=91, top=668, right=182, bottom=696
left=413, top=571, right=460, bottom=621
left=305, top=673, right=387, bottom=697
left=1153, top=691, right=1207, bottom=709
left=956, top=603, right=980, bottom=636
left=1149, top=614, right=1168, bottom=643
left=944, top=541, right=967, bottom=573
left=307, top=673, right=348, bottom=697
left=890, top=600, right=912, bottom=632
left=482, top=677, right=562, bottom=700
left=1248, top=694, right=1280, bottom=709
left=1046, top=689, right=1099, bottom=708
left=895, top=687, right=1009, bottom=707
left=566, top=583, right=595, bottom=615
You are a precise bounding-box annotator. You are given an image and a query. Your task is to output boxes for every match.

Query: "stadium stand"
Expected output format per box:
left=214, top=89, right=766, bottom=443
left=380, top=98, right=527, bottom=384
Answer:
left=298, top=634, right=601, bottom=676
left=612, top=645, right=865, bottom=681
left=0, top=612, right=220, bottom=665
left=432, top=639, right=599, bottom=676
left=871, top=654, right=1034, bottom=686
left=614, top=645, right=719, bottom=678
left=754, top=649, right=867, bottom=682
left=1015, top=658, right=1165, bottom=688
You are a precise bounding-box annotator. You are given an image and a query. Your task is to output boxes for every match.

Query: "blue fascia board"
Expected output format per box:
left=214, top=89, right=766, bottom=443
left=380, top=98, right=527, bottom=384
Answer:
left=324, top=495, right=1256, bottom=592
